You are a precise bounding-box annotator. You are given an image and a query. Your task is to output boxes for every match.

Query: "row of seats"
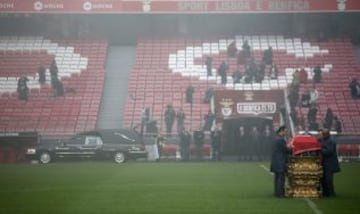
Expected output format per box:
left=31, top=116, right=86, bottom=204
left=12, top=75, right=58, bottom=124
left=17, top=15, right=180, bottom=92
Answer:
left=337, top=144, right=360, bottom=158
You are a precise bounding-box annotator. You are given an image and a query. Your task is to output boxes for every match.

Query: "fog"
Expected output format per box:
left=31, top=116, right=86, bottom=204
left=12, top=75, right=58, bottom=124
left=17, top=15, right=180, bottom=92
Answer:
left=1, top=13, right=359, bottom=44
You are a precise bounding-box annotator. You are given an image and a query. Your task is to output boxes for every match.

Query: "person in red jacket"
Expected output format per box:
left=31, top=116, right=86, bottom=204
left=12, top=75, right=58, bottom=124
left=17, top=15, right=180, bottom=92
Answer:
left=227, top=41, right=238, bottom=58
left=299, top=68, right=308, bottom=84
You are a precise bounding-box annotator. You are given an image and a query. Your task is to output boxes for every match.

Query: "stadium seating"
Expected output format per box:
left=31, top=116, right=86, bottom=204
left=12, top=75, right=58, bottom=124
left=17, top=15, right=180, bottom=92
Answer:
left=295, top=38, right=360, bottom=134
left=0, top=37, right=107, bottom=138
left=125, top=36, right=360, bottom=135
left=337, top=144, right=360, bottom=160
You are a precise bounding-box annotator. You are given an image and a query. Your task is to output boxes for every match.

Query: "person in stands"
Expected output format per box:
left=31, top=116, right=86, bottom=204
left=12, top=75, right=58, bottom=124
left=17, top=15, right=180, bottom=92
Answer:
left=203, top=88, right=214, bottom=104
left=333, top=116, right=342, bottom=134
left=50, top=59, right=59, bottom=89
left=237, top=49, right=246, bottom=66
left=308, top=121, right=319, bottom=131
left=262, top=46, right=273, bottom=65
left=54, top=78, right=64, bottom=97
left=203, top=110, right=216, bottom=131
left=227, top=41, right=237, bottom=58
left=232, top=68, right=242, bottom=84
left=292, top=70, right=300, bottom=88
left=349, top=78, right=360, bottom=98
left=254, top=63, right=265, bottom=83
left=244, top=57, right=256, bottom=83
left=269, top=64, right=278, bottom=79
left=313, top=65, right=322, bottom=83
left=164, top=104, right=176, bottom=136
left=37, top=64, right=46, bottom=84
left=300, top=90, right=311, bottom=107
left=299, top=68, right=308, bottom=84
left=218, top=61, right=228, bottom=85
left=309, top=88, right=319, bottom=105
left=205, top=57, right=213, bottom=76
left=288, top=86, right=299, bottom=110
left=323, top=108, right=334, bottom=129
left=17, top=75, right=29, bottom=101
left=176, top=108, right=185, bottom=134
left=186, top=84, right=195, bottom=104
left=242, top=40, right=251, bottom=58
left=307, top=105, right=318, bottom=125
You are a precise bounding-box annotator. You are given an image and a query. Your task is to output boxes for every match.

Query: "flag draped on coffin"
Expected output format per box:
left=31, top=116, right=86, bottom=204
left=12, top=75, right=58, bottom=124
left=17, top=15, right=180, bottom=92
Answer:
left=288, top=135, right=321, bottom=155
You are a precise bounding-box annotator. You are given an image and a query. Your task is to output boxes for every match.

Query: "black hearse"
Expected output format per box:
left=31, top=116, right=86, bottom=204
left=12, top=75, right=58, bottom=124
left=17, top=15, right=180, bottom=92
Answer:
left=26, top=129, right=147, bottom=164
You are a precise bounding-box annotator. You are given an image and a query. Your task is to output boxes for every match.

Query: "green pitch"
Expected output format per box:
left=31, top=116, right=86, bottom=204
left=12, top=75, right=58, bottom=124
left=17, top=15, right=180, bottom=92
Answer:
left=0, top=162, right=359, bottom=214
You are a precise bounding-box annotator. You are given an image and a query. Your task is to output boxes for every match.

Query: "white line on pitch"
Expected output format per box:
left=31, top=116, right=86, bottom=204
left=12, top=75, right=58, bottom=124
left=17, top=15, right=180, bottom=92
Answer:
left=259, top=163, right=272, bottom=175
left=258, top=163, right=323, bottom=214
left=304, top=198, right=323, bottom=214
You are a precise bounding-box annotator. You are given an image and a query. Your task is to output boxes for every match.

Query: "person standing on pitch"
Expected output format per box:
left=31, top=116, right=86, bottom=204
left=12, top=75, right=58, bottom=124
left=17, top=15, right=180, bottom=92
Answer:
left=270, top=126, right=292, bottom=198
left=318, top=129, right=340, bottom=197
left=193, top=129, right=205, bottom=161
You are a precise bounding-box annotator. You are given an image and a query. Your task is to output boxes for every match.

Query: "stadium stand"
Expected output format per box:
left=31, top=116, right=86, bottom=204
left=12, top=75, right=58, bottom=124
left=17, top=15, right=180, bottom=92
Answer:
left=337, top=143, right=360, bottom=161
left=124, top=36, right=360, bottom=137
left=296, top=38, right=360, bottom=135
left=0, top=37, right=107, bottom=138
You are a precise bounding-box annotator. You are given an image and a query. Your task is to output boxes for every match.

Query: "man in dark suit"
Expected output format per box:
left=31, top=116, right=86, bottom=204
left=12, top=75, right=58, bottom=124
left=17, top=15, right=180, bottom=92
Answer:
left=179, top=130, right=191, bottom=161
left=193, top=129, right=205, bottom=160
left=211, top=127, right=222, bottom=161
left=270, top=126, right=292, bottom=198
left=333, top=116, right=342, bottom=134
left=319, top=129, right=340, bottom=197
left=176, top=108, right=185, bottom=134
left=164, top=104, right=176, bottom=136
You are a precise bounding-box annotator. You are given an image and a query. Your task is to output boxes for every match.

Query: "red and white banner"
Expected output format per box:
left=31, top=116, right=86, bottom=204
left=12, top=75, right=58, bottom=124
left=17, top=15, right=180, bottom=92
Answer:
left=0, top=0, right=359, bottom=14
left=214, top=90, right=284, bottom=119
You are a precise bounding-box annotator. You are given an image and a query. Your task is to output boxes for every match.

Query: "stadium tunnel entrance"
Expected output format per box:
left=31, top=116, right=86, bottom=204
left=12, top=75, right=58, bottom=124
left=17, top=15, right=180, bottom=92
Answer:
left=213, top=90, right=284, bottom=160
left=221, top=117, right=274, bottom=160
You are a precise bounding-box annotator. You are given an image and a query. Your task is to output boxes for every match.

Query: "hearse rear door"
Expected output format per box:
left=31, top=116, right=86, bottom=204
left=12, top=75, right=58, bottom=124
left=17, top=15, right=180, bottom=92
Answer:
left=79, top=136, right=103, bottom=157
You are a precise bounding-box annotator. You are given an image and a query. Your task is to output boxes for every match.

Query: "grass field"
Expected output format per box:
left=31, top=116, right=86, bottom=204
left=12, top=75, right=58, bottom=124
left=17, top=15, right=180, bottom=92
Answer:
left=0, top=162, right=359, bottom=214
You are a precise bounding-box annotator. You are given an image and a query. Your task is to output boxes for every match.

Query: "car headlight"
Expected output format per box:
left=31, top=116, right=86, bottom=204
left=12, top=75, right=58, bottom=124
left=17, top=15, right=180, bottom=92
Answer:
left=26, top=148, right=36, bottom=155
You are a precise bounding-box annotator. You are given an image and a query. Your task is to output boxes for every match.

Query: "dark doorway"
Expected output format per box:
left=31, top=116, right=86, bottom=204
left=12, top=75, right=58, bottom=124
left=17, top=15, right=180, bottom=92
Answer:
left=222, top=117, right=273, bottom=161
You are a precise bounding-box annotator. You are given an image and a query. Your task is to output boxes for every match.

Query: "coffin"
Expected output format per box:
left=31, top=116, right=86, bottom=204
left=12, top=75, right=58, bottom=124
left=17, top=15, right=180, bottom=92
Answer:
left=286, top=135, right=322, bottom=198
